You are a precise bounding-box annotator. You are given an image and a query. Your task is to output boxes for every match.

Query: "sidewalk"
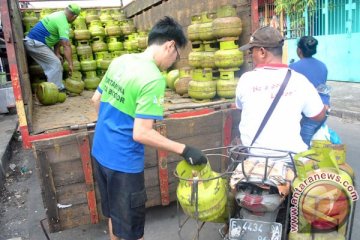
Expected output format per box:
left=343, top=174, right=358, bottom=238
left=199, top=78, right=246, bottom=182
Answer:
left=0, top=113, right=17, bottom=188
left=328, top=81, right=360, bottom=121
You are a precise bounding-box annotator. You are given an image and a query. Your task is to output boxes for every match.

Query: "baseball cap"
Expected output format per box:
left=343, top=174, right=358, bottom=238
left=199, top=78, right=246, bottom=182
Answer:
left=239, top=26, right=284, bottom=51
left=68, top=4, right=81, bottom=16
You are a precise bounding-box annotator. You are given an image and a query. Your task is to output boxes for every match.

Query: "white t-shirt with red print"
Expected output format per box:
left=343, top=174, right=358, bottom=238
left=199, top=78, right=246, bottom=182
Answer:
left=235, top=64, right=324, bottom=154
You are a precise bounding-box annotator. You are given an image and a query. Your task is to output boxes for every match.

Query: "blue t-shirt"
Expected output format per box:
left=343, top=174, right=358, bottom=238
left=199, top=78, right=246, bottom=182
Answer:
left=290, top=57, right=329, bottom=105
left=27, top=11, right=70, bottom=47
left=91, top=54, right=165, bottom=173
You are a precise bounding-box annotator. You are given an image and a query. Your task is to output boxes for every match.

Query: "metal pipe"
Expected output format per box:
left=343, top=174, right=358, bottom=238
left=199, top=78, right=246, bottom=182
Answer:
left=19, top=6, right=123, bottom=12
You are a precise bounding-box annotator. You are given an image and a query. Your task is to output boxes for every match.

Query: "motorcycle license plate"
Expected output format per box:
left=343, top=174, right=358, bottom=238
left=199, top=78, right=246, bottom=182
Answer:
left=229, top=218, right=282, bottom=240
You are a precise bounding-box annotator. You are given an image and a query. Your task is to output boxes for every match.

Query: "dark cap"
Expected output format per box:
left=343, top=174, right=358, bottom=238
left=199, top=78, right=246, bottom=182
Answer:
left=239, top=26, right=284, bottom=51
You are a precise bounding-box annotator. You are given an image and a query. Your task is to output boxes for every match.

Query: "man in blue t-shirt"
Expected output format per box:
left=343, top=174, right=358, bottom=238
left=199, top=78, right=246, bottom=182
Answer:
left=91, top=17, right=207, bottom=240
left=24, top=4, right=80, bottom=90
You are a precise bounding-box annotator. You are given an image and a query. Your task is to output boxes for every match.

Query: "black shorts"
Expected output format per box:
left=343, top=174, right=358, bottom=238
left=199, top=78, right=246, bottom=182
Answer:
left=93, top=159, right=147, bottom=240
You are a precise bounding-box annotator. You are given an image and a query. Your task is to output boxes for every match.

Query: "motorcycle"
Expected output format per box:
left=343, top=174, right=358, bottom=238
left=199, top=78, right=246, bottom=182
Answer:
left=175, top=145, right=295, bottom=240
left=175, top=143, right=355, bottom=240
left=225, top=145, right=295, bottom=240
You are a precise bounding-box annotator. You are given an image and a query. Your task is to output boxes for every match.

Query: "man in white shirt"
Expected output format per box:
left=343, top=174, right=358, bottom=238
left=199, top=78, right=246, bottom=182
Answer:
left=221, top=26, right=327, bottom=238
left=236, top=26, right=326, bottom=154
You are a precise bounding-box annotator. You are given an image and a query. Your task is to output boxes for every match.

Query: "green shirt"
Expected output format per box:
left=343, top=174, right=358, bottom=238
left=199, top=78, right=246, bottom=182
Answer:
left=40, top=11, right=70, bottom=47
left=92, top=53, right=165, bottom=173
left=99, top=53, right=165, bottom=118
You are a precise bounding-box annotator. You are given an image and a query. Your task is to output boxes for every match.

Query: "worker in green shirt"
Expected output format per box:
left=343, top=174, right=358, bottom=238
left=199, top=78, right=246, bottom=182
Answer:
left=24, top=4, right=80, bottom=91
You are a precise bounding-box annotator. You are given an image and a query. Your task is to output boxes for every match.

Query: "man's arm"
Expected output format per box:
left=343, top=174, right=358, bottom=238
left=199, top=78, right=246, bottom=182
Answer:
left=133, top=118, right=207, bottom=165
left=54, top=43, right=63, bottom=63
left=133, top=118, right=185, bottom=154
left=309, top=105, right=327, bottom=122
left=91, top=90, right=101, bottom=114
left=58, top=39, right=73, bottom=74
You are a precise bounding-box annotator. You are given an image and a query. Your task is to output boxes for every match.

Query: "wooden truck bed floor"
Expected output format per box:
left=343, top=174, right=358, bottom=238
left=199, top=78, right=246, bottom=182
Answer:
left=31, top=89, right=234, bottom=134
left=32, top=90, right=97, bottom=134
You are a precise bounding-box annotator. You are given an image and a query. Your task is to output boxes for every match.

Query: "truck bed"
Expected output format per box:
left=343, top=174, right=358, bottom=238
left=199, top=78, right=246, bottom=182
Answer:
left=31, top=89, right=234, bottom=134
left=32, top=90, right=97, bottom=134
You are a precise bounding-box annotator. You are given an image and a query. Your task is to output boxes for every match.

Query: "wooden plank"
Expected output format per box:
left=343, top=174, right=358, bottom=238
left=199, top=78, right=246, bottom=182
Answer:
left=32, top=132, right=79, bottom=149
left=144, top=130, right=223, bottom=167
left=58, top=204, right=91, bottom=230
left=165, top=111, right=223, bottom=140
left=145, top=182, right=177, bottom=208
left=166, top=99, right=232, bottom=111
left=31, top=91, right=97, bottom=134
left=231, top=109, right=241, bottom=140
left=34, top=150, right=61, bottom=232
left=42, top=143, right=81, bottom=165
left=56, top=183, right=87, bottom=206
left=144, top=146, right=157, bottom=165
left=144, top=161, right=178, bottom=188
left=125, top=0, right=163, bottom=17
left=52, top=159, right=84, bottom=187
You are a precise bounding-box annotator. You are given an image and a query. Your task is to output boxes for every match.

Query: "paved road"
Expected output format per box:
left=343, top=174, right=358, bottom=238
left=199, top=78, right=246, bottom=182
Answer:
left=327, top=117, right=360, bottom=239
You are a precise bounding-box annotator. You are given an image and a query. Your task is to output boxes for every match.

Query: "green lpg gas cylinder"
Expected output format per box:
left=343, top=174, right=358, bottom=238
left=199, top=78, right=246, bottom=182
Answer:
left=88, top=20, right=105, bottom=37
left=84, top=71, right=100, bottom=90
left=105, top=20, right=122, bottom=36
left=111, top=9, right=126, bottom=22
left=214, top=40, right=243, bottom=68
left=137, top=31, right=148, bottom=50
left=65, top=77, right=85, bottom=94
left=85, top=9, right=100, bottom=24
left=166, top=69, right=179, bottom=90
left=36, top=82, right=66, bottom=105
left=108, top=37, right=124, bottom=52
left=92, top=36, right=108, bottom=52
left=120, top=19, right=136, bottom=35
left=188, top=80, right=216, bottom=100
left=217, top=79, right=237, bottom=98
left=99, top=9, right=113, bottom=25
left=176, top=160, right=227, bottom=223
left=187, top=14, right=202, bottom=41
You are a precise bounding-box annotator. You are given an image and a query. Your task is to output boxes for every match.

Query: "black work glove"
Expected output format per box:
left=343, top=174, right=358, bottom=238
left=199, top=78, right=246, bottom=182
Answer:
left=181, top=145, right=208, bottom=165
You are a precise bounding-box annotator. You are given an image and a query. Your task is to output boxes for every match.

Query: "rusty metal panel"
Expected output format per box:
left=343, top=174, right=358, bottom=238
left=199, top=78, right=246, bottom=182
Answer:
left=125, top=0, right=163, bottom=17
left=124, top=0, right=253, bottom=71
left=154, top=123, right=170, bottom=206
left=77, top=133, right=99, bottom=224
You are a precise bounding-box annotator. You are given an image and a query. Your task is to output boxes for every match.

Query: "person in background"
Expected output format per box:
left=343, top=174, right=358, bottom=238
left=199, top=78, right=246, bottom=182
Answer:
left=289, top=36, right=329, bottom=147
left=24, top=4, right=80, bottom=91
left=91, top=16, right=207, bottom=240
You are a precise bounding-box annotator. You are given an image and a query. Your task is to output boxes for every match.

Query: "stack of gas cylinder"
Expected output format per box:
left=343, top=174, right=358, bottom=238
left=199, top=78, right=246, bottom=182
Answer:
left=186, top=5, right=243, bottom=101
left=22, top=8, right=149, bottom=97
